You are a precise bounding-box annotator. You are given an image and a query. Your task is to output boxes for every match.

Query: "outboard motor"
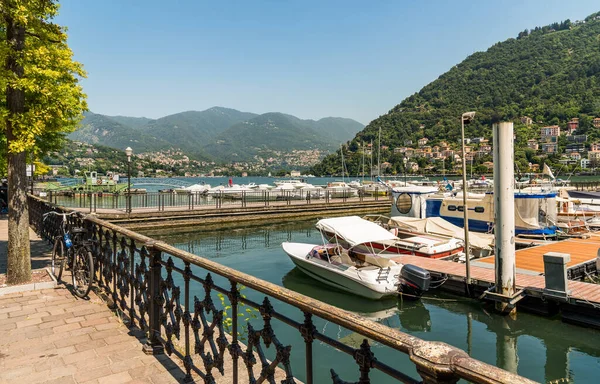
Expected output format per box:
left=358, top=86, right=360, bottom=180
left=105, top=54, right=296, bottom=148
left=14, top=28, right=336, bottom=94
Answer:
left=398, top=264, right=430, bottom=299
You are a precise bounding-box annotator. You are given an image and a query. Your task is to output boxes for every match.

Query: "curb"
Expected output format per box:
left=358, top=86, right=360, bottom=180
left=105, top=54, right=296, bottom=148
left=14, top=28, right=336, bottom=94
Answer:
left=0, top=268, right=58, bottom=296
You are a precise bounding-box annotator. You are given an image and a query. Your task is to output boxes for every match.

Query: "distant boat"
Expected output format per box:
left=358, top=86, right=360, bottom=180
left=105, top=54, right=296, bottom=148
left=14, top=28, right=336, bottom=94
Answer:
left=71, top=171, right=127, bottom=193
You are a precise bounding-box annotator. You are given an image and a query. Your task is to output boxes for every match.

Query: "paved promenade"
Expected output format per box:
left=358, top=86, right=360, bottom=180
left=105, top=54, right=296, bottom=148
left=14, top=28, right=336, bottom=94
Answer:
left=0, top=289, right=188, bottom=383
left=0, top=217, right=190, bottom=383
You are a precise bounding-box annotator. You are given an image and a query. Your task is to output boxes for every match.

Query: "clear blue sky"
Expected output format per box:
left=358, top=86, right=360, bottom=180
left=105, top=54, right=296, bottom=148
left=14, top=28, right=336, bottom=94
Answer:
left=56, top=0, right=599, bottom=125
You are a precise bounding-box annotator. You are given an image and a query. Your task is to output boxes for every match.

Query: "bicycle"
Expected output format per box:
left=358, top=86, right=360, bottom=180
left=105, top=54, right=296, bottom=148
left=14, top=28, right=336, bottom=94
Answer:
left=43, top=211, right=95, bottom=298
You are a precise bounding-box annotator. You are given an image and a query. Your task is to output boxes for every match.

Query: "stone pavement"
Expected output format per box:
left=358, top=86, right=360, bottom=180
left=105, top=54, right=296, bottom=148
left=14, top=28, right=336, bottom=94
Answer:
left=0, top=216, right=53, bottom=275
left=0, top=288, right=189, bottom=383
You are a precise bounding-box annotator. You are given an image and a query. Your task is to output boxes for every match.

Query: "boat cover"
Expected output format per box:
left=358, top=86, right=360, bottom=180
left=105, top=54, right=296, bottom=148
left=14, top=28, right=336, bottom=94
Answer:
left=315, top=216, right=399, bottom=247
left=388, top=216, right=493, bottom=250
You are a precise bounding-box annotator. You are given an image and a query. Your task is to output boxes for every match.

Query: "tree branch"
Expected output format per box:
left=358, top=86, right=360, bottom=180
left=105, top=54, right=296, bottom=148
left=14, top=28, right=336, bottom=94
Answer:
left=25, top=31, right=61, bottom=44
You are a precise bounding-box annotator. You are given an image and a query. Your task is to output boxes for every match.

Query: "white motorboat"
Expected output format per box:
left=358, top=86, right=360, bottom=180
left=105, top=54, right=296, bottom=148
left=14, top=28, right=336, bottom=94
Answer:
left=281, top=242, right=430, bottom=300
left=317, top=216, right=464, bottom=259
left=174, top=183, right=211, bottom=195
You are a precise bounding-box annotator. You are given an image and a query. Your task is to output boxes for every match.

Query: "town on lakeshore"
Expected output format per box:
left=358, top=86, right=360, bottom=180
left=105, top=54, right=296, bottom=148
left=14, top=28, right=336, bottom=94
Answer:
left=2, top=3, right=600, bottom=384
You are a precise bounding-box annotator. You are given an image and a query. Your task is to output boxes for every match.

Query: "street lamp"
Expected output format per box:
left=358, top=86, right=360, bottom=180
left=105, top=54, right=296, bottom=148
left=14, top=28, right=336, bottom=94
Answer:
left=403, top=156, right=408, bottom=186
left=461, top=112, right=476, bottom=286
left=125, top=147, right=133, bottom=214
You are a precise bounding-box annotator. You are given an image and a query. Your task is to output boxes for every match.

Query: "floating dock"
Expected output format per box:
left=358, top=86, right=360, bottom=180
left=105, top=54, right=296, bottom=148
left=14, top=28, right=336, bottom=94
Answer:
left=474, top=235, right=599, bottom=279
left=393, top=251, right=600, bottom=329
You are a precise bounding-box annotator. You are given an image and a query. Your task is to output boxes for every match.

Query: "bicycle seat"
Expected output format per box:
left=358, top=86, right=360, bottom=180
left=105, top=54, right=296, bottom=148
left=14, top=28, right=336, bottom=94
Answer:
left=71, top=227, right=87, bottom=234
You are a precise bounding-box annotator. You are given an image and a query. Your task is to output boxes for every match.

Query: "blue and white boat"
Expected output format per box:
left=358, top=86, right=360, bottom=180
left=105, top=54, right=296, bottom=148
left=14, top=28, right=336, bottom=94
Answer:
left=391, top=187, right=558, bottom=237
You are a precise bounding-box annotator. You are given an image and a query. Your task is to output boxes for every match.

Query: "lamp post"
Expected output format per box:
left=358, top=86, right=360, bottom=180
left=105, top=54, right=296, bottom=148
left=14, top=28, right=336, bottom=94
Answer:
left=125, top=147, right=133, bottom=214
left=461, top=111, right=476, bottom=286
left=403, top=156, right=408, bottom=186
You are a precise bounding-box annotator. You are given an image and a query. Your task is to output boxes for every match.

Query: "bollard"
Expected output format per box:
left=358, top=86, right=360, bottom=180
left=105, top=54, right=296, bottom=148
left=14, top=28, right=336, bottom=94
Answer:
left=543, top=252, right=571, bottom=301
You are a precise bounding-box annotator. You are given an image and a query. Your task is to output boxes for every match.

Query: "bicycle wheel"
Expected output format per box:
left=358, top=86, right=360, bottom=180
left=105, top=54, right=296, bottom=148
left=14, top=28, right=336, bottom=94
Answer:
left=51, top=237, right=66, bottom=281
left=72, top=247, right=94, bottom=298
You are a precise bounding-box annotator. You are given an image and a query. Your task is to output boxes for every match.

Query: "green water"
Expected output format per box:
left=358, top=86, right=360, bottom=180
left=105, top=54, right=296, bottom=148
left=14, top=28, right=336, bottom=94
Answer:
left=153, top=220, right=600, bottom=384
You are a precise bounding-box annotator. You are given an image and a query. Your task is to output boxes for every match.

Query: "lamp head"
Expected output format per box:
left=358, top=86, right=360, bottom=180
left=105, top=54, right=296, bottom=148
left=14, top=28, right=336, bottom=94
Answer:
left=462, top=111, right=476, bottom=123
left=125, top=147, right=133, bottom=158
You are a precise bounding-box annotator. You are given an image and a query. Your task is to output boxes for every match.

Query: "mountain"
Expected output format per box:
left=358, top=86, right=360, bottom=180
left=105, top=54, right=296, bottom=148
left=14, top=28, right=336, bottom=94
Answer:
left=203, top=112, right=339, bottom=161
left=141, top=107, right=258, bottom=155
left=309, top=117, right=366, bottom=142
left=67, top=112, right=170, bottom=153
left=68, top=107, right=364, bottom=162
left=312, top=12, right=600, bottom=176
left=106, top=115, right=154, bottom=130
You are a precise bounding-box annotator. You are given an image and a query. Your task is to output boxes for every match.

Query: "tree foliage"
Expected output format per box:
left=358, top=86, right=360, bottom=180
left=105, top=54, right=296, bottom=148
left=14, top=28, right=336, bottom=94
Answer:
left=1, top=0, right=87, bottom=284
left=0, top=0, right=87, bottom=162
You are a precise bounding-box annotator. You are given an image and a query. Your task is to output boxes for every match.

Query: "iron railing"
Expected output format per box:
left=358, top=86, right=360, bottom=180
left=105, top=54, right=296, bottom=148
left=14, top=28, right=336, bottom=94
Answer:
left=44, top=188, right=388, bottom=213
left=28, top=195, right=534, bottom=384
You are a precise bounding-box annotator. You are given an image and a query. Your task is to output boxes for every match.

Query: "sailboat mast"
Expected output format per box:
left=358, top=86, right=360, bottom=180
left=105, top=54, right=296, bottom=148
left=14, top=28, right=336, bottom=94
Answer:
left=378, top=127, right=381, bottom=178
left=362, top=141, right=365, bottom=183
left=370, top=140, right=373, bottom=180
left=340, top=144, right=345, bottom=182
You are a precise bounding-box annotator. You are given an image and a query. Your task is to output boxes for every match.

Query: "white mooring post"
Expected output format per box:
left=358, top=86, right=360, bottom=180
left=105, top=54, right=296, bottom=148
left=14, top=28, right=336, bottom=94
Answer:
left=493, top=121, right=516, bottom=313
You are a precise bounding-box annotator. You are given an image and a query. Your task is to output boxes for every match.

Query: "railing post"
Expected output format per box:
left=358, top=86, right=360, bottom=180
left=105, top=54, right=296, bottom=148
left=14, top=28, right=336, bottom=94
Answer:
left=143, top=242, right=165, bottom=355
left=300, top=312, right=316, bottom=384
left=410, top=341, right=464, bottom=384
left=228, top=280, right=241, bottom=384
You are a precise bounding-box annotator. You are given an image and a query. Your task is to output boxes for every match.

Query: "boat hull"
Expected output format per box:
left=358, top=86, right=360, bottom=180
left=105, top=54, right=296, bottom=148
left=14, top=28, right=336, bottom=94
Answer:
left=281, top=242, right=399, bottom=300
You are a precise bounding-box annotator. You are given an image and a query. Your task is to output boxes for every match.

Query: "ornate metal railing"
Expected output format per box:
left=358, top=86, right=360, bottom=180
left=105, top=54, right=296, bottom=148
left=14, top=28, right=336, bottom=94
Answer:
left=44, top=188, right=388, bottom=213
left=28, top=195, right=534, bottom=384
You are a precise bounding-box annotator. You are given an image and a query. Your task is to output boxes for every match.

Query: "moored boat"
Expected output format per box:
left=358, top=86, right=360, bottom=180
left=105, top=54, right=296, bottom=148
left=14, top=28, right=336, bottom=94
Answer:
left=317, top=216, right=464, bottom=259
left=281, top=242, right=430, bottom=300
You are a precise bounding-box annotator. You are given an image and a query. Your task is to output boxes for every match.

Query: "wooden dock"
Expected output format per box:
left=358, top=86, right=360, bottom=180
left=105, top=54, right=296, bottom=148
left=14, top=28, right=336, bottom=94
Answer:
left=392, top=255, right=600, bottom=328
left=475, top=235, right=600, bottom=278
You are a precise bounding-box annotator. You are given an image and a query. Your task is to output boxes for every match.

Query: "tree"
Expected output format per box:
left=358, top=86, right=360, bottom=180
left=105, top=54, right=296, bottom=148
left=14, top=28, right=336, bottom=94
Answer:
left=1, top=1, right=87, bottom=284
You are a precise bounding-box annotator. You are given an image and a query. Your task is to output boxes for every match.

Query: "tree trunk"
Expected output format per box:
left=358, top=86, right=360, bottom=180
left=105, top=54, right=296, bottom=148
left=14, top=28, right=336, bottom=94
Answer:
left=5, top=14, right=31, bottom=285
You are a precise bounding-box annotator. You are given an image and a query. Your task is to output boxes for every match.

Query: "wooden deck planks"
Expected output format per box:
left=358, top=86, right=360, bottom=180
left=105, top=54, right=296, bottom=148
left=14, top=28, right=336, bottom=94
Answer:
left=394, top=255, right=600, bottom=303
left=476, top=237, right=600, bottom=274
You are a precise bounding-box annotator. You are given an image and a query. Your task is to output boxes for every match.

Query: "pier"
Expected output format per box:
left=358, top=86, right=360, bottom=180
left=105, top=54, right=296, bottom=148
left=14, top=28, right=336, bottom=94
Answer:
left=393, top=254, right=600, bottom=328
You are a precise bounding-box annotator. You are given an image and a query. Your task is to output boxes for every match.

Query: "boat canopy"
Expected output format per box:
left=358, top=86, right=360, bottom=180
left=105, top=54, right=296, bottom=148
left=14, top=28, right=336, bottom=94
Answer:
left=315, top=216, right=398, bottom=247
left=388, top=216, right=493, bottom=251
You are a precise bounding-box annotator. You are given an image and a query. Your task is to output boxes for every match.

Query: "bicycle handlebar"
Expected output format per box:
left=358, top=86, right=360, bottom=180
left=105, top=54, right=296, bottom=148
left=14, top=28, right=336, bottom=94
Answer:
left=42, top=211, right=80, bottom=222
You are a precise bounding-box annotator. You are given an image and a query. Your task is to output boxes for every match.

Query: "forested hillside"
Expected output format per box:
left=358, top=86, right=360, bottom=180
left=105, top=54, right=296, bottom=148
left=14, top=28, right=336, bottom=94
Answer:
left=312, top=12, right=600, bottom=176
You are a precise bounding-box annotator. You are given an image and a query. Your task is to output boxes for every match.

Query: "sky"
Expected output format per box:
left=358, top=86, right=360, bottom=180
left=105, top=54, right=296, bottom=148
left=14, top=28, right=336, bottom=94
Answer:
left=56, top=0, right=599, bottom=125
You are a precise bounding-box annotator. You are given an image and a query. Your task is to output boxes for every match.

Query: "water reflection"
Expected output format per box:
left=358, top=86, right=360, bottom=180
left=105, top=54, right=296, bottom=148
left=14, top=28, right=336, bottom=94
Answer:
left=157, top=220, right=600, bottom=383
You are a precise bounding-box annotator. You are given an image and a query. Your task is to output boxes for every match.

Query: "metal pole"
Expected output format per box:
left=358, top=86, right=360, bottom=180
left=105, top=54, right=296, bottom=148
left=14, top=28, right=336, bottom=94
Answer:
left=461, top=114, right=471, bottom=285
left=127, top=159, right=131, bottom=214
left=493, top=122, right=516, bottom=313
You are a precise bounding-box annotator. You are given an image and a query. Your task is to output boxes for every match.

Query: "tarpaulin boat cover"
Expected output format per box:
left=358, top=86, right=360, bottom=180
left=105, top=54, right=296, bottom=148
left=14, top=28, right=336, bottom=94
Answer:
left=315, top=216, right=399, bottom=247
left=387, top=216, right=493, bottom=250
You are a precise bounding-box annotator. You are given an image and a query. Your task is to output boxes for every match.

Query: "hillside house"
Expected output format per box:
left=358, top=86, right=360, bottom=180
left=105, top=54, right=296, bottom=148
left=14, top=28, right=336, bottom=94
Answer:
left=441, top=149, right=454, bottom=158
left=393, top=147, right=405, bottom=154
left=566, top=143, right=586, bottom=153
left=581, top=158, right=590, bottom=170
left=570, top=152, right=582, bottom=161
left=567, top=135, right=587, bottom=143
left=432, top=145, right=440, bottom=153
left=482, top=162, right=494, bottom=171
left=381, top=145, right=389, bottom=151
left=404, top=139, right=413, bottom=146
left=566, top=118, right=579, bottom=135
left=527, top=139, right=539, bottom=150
left=530, top=164, right=540, bottom=172
left=479, top=144, right=492, bottom=153
left=588, top=151, right=600, bottom=167
left=541, top=125, right=560, bottom=142
left=520, top=116, right=533, bottom=125
left=418, top=138, right=429, bottom=147
left=471, top=137, right=486, bottom=144
left=591, top=143, right=600, bottom=152
left=542, top=143, right=558, bottom=153
left=408, top=162, right=419, bottom=172
left=593, top=117, right=600, bottom=128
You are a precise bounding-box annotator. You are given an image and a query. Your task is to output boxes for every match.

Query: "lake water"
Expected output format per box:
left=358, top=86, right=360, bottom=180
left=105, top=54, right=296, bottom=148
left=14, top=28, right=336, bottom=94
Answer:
left=151, top=220, right=600, bottom=384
